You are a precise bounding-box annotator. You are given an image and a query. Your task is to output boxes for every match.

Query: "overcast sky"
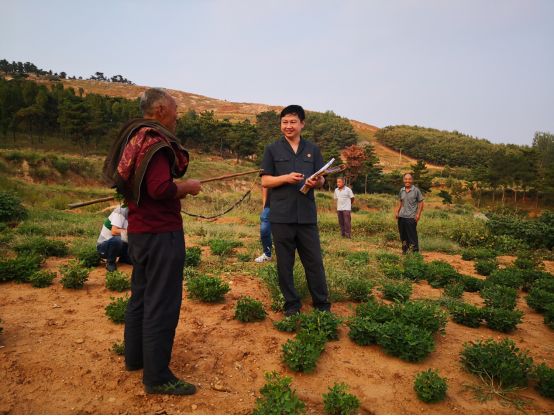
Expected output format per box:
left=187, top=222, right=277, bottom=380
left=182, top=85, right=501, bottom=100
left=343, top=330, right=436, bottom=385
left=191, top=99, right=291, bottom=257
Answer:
left=2, top=0, right=553, bottom=145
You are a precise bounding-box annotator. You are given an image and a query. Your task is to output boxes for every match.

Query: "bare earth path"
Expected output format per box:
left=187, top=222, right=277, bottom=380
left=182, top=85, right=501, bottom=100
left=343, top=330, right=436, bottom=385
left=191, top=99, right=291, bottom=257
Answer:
left=1, top=256, right=553, bottom=414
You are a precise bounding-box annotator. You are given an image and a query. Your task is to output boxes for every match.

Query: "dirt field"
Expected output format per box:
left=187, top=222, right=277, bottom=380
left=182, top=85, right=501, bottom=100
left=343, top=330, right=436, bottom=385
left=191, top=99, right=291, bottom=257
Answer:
left=1, top=254, right=553, bottom=415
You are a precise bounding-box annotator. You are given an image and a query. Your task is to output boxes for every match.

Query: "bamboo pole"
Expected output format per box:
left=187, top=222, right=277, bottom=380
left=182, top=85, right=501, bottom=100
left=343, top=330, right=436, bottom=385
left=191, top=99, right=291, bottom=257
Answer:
left=67, top=169, right=262, bottom=209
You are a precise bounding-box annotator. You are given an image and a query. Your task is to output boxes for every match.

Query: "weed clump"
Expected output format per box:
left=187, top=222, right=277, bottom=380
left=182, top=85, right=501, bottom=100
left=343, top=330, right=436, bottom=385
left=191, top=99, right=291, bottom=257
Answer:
left=74, top=245, right=101, bottom=268
left=105, top=270, right=131, bottom=292
left=105, top=296, right=129, bottom=324
left=29, top=270, right=56, bottom=288
left=345, top=278, right=374, bottom=302
left=253, top=371, right=305, bottom=415
left=345, top=251, right=369, bottom=267
left=0, top=254, right=42, bottom=283
left=380, top=280, right=412, bottom=303
left=459, top=274, right=484, bottom=292
left=414, top=369, right=448, bottom=403
left=15, top=236, right=68, bottom=257
left=444, top=282, right=464, bottom=299
left=460, top=338, right=533, bottom=389
left=298, top=310, right=342, bottom=341
left=535, top=363, right=554, bottom=399
left=323, top=382, right=360, bottom=415
left=486, top=268, right=525, bottom=290
left=525, top=287, right=554, bottom=313
left=282, top=330, right=326, bottom=373
left=480, top=284, right=517, bottom=310
left=426, top=260, right=460, bottom=288
left=355, top=300, right=395, bottom=323
left=482, top=308, right=523, bottom=333
left=186, top=274, right=230, bottom=302
left=0, top=191, right=27, bottom=224
left=450, top=303, right=483, bottom=328
left=347, top=317, right=381, bottom=346
left=377, top=321, right=435, bottom=362
left=461, top=247, right=496, bottom=261
left=402, top=253, right=426, bottom=281
left=208, top=238, right=241, bottom=256
left=185, top=246, right=201, bottom=267
left=395, top=300, right=448, bottom=334
left=59, top=260, right=89, bottom=289
left=111, top=340, right=125, bottom=355
left=234, top=296, right=267, bottom=322
left=474, top=258, right=498, bottom=276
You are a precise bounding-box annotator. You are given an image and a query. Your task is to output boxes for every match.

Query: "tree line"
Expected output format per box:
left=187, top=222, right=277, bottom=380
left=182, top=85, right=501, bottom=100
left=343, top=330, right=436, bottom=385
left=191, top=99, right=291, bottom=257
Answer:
left=0, top=59, right=133, bottom=84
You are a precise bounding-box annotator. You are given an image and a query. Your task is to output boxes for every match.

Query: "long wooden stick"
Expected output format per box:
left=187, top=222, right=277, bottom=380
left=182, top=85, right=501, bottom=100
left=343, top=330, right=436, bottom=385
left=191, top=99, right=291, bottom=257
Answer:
left=67, top=168, right=262, bottom=209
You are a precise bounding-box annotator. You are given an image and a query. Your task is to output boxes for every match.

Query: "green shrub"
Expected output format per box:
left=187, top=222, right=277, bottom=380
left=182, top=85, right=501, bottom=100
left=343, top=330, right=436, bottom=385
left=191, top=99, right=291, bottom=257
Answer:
left=75, top=246, right=101, bottom=268
left=474, top=258, right=498, bottom=276
left=298, top=310, right=342, bottom=341
left=345, top=251, right=369, bottom=267
left=323, top=383, right=360, bottom=415
left=381, top=263, right=404, bottom=279
left=535, top=363, right=554, bottom=399
left=29, top=270, right=56, bottom=288
left=532, top=277, right=554, bottom=293
left=208, top=238, right=241, bottom=256
left=544, top=304, right=554, bottom=330
left=105, top=270, right=131, bottom=292
left=15, top=236, right=68, bottom=257
left=105, top=296, right=129, bottom=324
left=461, top=247, right=496, bottom=261
left=376, top=252, right=401, bottom=265
left=253, top=371, right=305, bottom=415
left=111, top=340, right=125, bottom=355
left=395, top=300, right=448, bottom=334
left=460, top=338, right=533, bottom=389
left=0, top=191, right=27, bottom=223
left=426, top=261, right=460, bottom=288
left=185, top=246, right=202, bottom=267
left=459, top=274, right=484, bottom=292
left=482, top=308, right=523, bottom=333
left=380, top=280, right=412, bottom=303
left=234, top=296, right=267, bottom=322
left=513, top=255, right=542, bottom=270
left=282, top=330, right=326, bottom=372
left=403, top=253, right=427, bottom=281
left=486, top=268, right=525, bottom=289
left=347, top=317, right=381, bottom=346
left=520, top=270, right=553, bottom=292
left=345, top=278, right=374, bottom=302
left=274, top=315, right=301, bottom=332
left=60, top=260, right=89, bottom=289
left=444, top=282, right=464, bottom=298
left=450, top=303, right=482, bottom=328
left=355, top=300, right=395, bottom=323
left=377, top=321, right=435, bottom=362
left=525, top=287, right=554, bottom=313
left=480, top=284, right=517, bottom=310
left=186, top=274, right=230, bottom=302
left=0, top=254, right=42, bottom=283
left=414, top=369, right=448, bottom=403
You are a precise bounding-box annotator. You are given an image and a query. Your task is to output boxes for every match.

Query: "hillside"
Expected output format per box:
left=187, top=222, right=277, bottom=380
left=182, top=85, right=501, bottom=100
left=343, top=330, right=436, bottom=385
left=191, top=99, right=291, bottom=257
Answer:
left=32, top=77, right=425, bottom=172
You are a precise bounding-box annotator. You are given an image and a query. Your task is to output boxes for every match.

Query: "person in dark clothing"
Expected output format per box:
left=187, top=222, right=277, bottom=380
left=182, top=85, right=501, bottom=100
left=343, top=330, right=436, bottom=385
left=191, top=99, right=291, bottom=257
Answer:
left=394, top=173, right=424, bottom=254
left=260, top=105, right=331, bottom=316
left=106, top=88, right=202, bottom=396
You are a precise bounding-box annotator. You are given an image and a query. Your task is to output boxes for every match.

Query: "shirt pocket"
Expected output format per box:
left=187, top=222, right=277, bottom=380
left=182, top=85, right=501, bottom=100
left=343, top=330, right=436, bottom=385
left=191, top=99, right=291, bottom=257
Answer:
left=274, top=157, right=292, bottom=176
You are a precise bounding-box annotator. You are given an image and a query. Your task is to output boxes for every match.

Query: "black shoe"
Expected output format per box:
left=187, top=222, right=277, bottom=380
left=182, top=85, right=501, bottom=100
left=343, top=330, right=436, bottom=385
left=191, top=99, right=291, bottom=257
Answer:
left=145, top=379, right=197, bottom=396
left=106, top=262, right=117, bottom=272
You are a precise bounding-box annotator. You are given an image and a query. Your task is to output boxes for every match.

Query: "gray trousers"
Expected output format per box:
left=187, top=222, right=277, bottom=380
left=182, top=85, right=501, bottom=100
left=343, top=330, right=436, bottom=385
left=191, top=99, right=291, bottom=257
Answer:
left=337, top=210, right=352, bottom=238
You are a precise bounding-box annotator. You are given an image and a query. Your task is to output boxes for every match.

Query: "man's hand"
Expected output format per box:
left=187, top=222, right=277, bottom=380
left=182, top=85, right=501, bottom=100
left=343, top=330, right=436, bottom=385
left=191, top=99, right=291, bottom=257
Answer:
left=415, top=214, right=420, bottom=223
left=285, top=172, right=304, bottom=184
left=305, top=175, right=324, bottom=189
left=177, top=179, right=202, bottom=198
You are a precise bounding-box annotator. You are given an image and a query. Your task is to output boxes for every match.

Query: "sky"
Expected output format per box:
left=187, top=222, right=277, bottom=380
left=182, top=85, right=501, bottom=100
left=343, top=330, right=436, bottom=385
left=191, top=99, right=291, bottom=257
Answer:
left=1, top=0, right=553, bottom=146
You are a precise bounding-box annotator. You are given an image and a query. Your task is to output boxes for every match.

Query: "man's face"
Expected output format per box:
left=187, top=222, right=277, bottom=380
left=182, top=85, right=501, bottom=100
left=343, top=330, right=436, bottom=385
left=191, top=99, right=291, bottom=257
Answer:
left=158, top=98, right=178, bottom=132
left=403, top=174, right=413, bottom=188
left=280, top=114, right=304, bottom=140
left=337, top=178, right=344, bottom=189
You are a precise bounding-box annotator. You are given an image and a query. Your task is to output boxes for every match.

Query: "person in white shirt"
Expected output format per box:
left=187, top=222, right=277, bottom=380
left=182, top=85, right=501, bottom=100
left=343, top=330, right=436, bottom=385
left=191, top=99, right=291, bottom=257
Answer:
left=96, top=205, right=131, bottom=272
left=333, top=177, right=354, bottom=238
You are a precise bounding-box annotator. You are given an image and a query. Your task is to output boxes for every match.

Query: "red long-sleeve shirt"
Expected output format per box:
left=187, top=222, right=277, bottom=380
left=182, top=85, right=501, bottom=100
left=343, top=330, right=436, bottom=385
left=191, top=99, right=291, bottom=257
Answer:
left=127, top=150, right=183, bottom=233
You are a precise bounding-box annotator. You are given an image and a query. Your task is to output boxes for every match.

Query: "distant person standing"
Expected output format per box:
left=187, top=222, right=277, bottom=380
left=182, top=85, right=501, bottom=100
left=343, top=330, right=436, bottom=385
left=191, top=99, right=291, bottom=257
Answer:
left=333, top=177, right=354, bottom=238
left=394, top=173, right=424, bottom=254
left=255, top=187, right=272, bottom=263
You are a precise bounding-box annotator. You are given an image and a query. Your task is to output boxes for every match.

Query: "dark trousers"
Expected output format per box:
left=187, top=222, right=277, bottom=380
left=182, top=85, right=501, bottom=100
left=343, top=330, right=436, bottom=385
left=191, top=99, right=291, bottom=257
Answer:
left=398, top=217, right=419, bottom=253
left=97, top=236, right=131, bottom=264
left=271, top=223, right=331, bottom=314
left=124, top=231, right=185, bottom=386
left=337, top=210, right=352, bottom=238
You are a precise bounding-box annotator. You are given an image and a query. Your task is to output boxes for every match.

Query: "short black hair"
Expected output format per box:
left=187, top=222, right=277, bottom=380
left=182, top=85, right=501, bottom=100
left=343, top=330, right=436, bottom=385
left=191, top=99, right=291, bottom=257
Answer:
left=280, top=105, right=305, bottom=121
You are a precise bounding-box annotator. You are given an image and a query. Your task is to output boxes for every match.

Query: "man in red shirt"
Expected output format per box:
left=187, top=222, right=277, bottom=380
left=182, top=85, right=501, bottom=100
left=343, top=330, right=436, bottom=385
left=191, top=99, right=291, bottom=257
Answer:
left=106, top=88, right=201, bottom=395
